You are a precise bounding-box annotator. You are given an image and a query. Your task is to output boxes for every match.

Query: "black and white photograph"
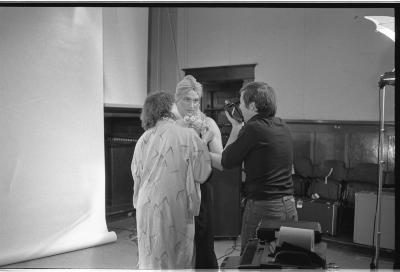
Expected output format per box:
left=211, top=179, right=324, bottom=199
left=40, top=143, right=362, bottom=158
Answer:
left=0, top=3, right=398, bottom=270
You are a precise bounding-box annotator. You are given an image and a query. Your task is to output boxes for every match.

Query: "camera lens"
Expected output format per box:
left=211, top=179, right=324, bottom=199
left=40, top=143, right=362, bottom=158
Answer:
left=224, top=100, right=243, bottom=122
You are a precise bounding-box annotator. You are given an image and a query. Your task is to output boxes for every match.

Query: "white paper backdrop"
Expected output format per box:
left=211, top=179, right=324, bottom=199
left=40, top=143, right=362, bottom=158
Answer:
left=0, top=7, right=116, bottom=266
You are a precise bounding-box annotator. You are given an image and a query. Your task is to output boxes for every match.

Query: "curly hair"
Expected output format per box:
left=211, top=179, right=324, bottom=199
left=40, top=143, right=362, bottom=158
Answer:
left=240, top=81, right=277, bottom=117
left=140, top=91, right=176, bottom=130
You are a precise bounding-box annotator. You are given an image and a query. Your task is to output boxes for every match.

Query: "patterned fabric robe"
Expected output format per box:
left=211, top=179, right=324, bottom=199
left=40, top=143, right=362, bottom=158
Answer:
left=131, top=119, right=212, bottom=269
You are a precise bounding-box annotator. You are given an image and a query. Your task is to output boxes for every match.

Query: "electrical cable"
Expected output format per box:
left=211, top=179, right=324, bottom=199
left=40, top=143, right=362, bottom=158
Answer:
left=109, top=226, right=138, bottom=243
left=268, top=240, right=277, bottom=256
left=218, top=247, right=236, bottom=261
left=217, top=238, right=240, bottom=261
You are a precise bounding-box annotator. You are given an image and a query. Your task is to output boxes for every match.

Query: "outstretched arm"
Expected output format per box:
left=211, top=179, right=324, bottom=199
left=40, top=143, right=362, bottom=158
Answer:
left=203, top=117, right=224, bottom=170
left=205, top=117, right=223, bottom=154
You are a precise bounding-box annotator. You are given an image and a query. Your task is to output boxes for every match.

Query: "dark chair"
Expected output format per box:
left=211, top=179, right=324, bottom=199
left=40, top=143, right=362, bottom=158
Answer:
left=292, top=157, right=313, bottom=198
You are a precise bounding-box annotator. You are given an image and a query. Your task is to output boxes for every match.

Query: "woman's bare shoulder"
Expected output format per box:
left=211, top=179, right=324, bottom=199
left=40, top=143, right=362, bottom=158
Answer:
left=205, top=116, right=217, bottom=127
left=205, top=116, right=221, bottom=133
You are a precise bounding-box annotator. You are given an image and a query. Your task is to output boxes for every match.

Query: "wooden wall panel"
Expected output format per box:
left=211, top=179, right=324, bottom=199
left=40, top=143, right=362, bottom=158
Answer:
left=287, top=120, right=395, bottom=172
left=315, top=128, right=347, bottom=164
left=291, top=129, right=314, bottom=162
left=348, top=131, right=379, bottom=167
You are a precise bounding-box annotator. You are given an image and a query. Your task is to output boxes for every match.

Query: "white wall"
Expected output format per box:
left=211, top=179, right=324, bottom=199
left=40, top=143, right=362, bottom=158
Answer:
left=103, top=7, right=148, bottom=108
left=176, top=8, right=395, bottom=121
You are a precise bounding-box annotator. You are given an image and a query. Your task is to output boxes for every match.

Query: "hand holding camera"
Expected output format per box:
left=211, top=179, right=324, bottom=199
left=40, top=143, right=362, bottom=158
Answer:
left=224, top=99, right=244, bottom=124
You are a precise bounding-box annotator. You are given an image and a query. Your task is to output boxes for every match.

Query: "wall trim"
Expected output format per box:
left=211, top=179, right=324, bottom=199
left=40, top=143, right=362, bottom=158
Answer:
left=104, top=106, right=141, bottom=118
left=182, top=63, right=257, bottom=82
left=285, top=119, right=395, bottom=127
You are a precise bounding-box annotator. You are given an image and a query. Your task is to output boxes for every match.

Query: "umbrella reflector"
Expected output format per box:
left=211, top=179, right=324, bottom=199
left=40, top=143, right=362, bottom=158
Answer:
left=365, top=16, right=395, bottom=42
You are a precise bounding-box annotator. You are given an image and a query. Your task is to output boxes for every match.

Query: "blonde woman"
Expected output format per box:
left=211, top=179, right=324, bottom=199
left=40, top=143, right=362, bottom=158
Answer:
left=173, top=75, right=223, bottom=269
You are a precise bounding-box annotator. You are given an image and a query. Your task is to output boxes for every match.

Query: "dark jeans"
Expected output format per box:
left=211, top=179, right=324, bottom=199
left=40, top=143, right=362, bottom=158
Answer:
left=194, top=181, right=218, bottom=269
left=240, top=195, right=298, bottom=251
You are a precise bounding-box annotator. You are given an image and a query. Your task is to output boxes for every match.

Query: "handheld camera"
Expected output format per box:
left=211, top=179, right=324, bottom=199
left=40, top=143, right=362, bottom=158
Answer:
left=224, top=99, right=244, bottom=123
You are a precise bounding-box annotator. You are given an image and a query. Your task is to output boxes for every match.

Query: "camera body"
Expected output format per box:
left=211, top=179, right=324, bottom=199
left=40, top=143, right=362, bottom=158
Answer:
left=224, top=99, right=244, bottom=123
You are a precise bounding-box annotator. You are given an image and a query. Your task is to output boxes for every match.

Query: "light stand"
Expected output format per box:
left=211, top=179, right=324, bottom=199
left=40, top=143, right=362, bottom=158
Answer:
left=371, top=71, right=395, bottom=269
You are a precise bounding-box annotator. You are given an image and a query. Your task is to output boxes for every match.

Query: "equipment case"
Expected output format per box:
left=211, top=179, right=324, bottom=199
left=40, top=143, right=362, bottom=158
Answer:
left=296, top=199, right=338, bottom=236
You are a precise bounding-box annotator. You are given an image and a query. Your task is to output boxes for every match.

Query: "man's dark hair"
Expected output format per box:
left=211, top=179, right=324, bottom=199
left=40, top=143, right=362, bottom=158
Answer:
left=240, top=81, right=277, bottom=117
left=140, top=91, right=176, bottom=130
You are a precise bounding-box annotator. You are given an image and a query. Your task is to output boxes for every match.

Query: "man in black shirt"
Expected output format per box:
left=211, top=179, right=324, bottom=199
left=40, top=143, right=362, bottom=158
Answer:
left=218, top=81, right=298, bottom=251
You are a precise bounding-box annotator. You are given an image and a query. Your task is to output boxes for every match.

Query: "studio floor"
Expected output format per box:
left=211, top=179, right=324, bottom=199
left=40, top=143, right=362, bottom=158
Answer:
left=1, top=214, right=395, bottom=270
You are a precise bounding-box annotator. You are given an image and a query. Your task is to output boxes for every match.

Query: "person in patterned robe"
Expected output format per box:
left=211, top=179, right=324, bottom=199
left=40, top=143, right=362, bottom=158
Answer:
left=131, top=91, right=212, bottom=269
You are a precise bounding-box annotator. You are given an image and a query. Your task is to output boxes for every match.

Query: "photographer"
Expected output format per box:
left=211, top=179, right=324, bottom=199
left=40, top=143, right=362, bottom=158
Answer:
left=215, top=81, right=298, bottom=252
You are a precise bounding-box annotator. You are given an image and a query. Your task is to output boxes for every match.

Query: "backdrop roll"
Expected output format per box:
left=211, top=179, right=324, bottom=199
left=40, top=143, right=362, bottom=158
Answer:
left=0, top=7, right=116, bottom=266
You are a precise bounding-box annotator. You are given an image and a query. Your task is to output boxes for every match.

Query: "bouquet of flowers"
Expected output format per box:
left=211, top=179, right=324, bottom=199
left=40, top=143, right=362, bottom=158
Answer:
left=182, top=111, right=209, bottom=136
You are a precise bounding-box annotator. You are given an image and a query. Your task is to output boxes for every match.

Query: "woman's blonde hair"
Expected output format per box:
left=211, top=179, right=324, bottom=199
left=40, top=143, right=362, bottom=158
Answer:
left=175, top=75, right=203, bottom=101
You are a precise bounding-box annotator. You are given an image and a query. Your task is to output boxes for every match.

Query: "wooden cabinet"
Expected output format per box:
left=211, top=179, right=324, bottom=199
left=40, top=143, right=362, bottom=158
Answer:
left=212, top=168, right=242, bottom=238
left=106, top=140, right=136, bottom=211
left=201, top=81, right=243, bottom=237
left=202, top=80, right=243, bottom=146
left=104, top=107, right=143, bottom=217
